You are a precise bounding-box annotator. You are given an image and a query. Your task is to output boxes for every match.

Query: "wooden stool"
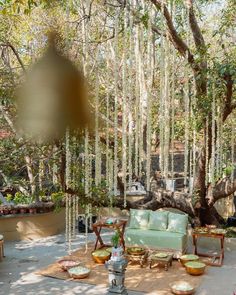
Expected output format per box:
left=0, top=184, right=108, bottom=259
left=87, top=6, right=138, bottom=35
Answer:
left=0, top=235, right=4, bottom=261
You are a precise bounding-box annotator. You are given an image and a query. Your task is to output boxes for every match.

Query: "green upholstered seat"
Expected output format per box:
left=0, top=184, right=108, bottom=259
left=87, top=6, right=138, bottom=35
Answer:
left=125, top=228, right=187, bottom=252
left=125, top=211, right=188, bottom=257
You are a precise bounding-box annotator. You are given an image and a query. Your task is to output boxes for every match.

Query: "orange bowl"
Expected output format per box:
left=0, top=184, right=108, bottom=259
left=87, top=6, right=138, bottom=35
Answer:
left=91, top=249, right=111, bottom=264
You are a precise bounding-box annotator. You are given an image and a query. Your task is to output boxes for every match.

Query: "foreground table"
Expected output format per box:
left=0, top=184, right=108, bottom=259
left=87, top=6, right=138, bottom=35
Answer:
left=149, top=252, right=173, bottom=271
left=192, top=231, right=225, bottom=266
left=93, top=219, right=127, bottom=250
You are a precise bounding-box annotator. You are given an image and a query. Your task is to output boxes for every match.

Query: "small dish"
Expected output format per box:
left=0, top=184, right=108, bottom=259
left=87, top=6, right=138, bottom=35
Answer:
left=68, top=265, right=90, bottom=279
left=210, top=228, right=226, bottom=235
left=127, top=247, right=145, bottom=255
left=180, top=254, right=199, bottom=266
left=155, top=252, right=168, bottom=258
left=58, top=259, right=81, bottom=271
left=170, top=281, right=195, bottom=294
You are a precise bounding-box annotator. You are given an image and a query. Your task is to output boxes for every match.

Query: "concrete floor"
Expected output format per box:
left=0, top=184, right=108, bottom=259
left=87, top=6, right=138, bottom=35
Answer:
left=1, top=232, right=236, bottom=295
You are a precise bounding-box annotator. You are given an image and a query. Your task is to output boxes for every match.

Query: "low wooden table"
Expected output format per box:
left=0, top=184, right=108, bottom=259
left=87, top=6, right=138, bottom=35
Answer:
left=148, top=252, right=174, bottom=271
left=192, top=231, right=225, bottom=267
left=126, top=250, right=148, bottom=268
left=92, top=219, right=127, bottom=250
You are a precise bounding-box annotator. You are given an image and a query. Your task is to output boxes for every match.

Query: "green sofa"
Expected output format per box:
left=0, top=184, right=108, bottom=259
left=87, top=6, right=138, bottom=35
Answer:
left=124, top=209, right=188, bottom=258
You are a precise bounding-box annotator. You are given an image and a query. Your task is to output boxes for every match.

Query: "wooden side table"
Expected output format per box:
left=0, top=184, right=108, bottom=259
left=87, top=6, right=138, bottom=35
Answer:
left=149, top=252, right=173, bottom=271
left=93, top=219, right=127, bottom=250
left=192, top=232, right=225, bottom=267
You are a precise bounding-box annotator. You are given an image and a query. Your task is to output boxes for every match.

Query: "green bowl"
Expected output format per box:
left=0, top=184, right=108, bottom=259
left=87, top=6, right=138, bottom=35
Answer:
left=180, top=254, right=199, bottom=266
left=185, top=261, right=206, bottom=275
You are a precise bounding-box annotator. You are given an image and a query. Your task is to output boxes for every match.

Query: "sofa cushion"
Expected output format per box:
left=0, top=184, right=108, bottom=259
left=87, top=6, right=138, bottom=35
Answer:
left=148, top=211, right=169, bottom=231
left=167, top=212, right=188, bottom=234
left=125, top=228, right=187, bottom=251
left=129, top=209, right=150, bottom=229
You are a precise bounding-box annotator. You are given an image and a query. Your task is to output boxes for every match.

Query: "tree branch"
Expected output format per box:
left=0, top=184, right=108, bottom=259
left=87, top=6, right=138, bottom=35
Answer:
left=223, top=73, right=234, bottom=122
left=150, top=0, right=195, bottom=68
left=209, top=177, right=236, bottom=202
left=0, top=43, right=26, bottom=73
left=187, top=1, right=206, bottom=52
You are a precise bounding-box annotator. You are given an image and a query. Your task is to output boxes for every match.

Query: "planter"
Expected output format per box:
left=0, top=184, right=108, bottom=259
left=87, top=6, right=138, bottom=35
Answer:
left=29, top=208, right=37, bottom=214
left=0, top=208, right=66, bottom=241
left=111, top=246, right=124, bottom=261
left=11, top=209, right=18, bottom=215
left=3, top=209, right=10, bottom=215
left=20, top=208, right=28, bottom=214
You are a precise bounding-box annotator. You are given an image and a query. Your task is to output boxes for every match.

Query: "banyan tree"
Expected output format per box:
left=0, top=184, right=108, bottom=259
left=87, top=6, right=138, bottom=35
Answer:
left=0, top=0, right=235, bottom=245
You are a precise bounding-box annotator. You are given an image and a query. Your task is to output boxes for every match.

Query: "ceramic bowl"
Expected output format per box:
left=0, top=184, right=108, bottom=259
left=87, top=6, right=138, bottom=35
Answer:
left=170, top=281, right=195, bottom=294
left=185, top=261, right=206, bottom=276
left=58, top=259, right=81, bottom=271
left=127, top=247, right=146, bottom=255
left=180, top=254, right=199, bottom=266
left=91, top=249, right=111, bottom=264
left=68, top=265, right=90, bottom=279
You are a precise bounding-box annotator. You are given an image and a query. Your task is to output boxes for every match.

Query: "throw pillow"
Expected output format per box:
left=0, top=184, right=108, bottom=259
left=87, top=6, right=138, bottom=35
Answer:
left=129, top=209, right=150, bottom=229
left=167, top=212, right=188, bottom=234
left=148, top=210, right=169, bottom=231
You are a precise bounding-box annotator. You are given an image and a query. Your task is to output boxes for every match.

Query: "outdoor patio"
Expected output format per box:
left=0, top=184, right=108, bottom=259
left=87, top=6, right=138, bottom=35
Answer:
left=1, top=231, right=236, bottom=295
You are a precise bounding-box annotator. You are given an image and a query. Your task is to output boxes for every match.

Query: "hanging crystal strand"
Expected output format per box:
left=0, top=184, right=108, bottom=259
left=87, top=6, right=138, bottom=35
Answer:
left=52, top=145, right=58, bottom=185
left=128, top=2, right=134, bottom=190
left=219, top=114, right=223, bottom=177
left=122, top=7, right=128, bottom=207
left=81, top=1, right=90, bottom=252
left=170, top=0, right=176, bottom=181
left=106, top=58, right=110, bottom=190
left=205, top=118, right=209, bottom=187
left=231, top=121, right=235, bottom=182
left=71, top=143, right=76, bottom=239
left=163, top=37, right=170, bottom=179
left=170, top=47, right=176, bottom=180
left=109, top=158, right=114, bottom=196
left=65, top=128, right=72, bottom=254
left=138, top=24, right=145, bottom=178
left=127, top=0, right=134, bottom=190
left=183, top=64, right=190, bottom=187
left=216, top=106, right=223, bottom=177
left=95, top=50, right=101, bottom=186
left=146, top=11, right=154, bottom=192
left=113, top=14, right=119, bottom=196
left=192, top=76, right=197, bottom=185
left=159, top=0, right=165, bottom=176
left=211, top=81, right=216, bottom=186
left=183, top=6, right=190, bottom=188
left=134, top=21, right=140, bottom=177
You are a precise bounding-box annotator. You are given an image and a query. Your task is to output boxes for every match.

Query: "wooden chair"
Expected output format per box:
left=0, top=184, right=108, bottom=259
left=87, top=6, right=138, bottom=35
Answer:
left=0, top=235, right=4, bottom=261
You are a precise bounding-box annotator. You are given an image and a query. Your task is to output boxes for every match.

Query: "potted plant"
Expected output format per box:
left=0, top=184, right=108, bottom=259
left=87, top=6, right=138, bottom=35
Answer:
left=29, top=203, right=37, bottom=214
left=2, top=205, right=10, bottom=215
left=111, top=230, right=124, bottom=261
left=10, top=206, right=18, bottom=215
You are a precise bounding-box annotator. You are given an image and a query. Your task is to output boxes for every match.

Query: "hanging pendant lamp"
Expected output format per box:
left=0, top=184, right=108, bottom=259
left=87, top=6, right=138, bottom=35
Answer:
left=17, top=32, right=90, bottom=143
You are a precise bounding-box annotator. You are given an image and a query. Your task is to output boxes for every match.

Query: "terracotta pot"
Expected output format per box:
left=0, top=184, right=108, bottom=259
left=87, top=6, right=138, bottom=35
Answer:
left=3, top=209, right=9, bottom=215
left=20, top=208, right=27, bottom=214
left=11, top=209, right=18, bottom=215
left=29, top=208, right=37, bottom=214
